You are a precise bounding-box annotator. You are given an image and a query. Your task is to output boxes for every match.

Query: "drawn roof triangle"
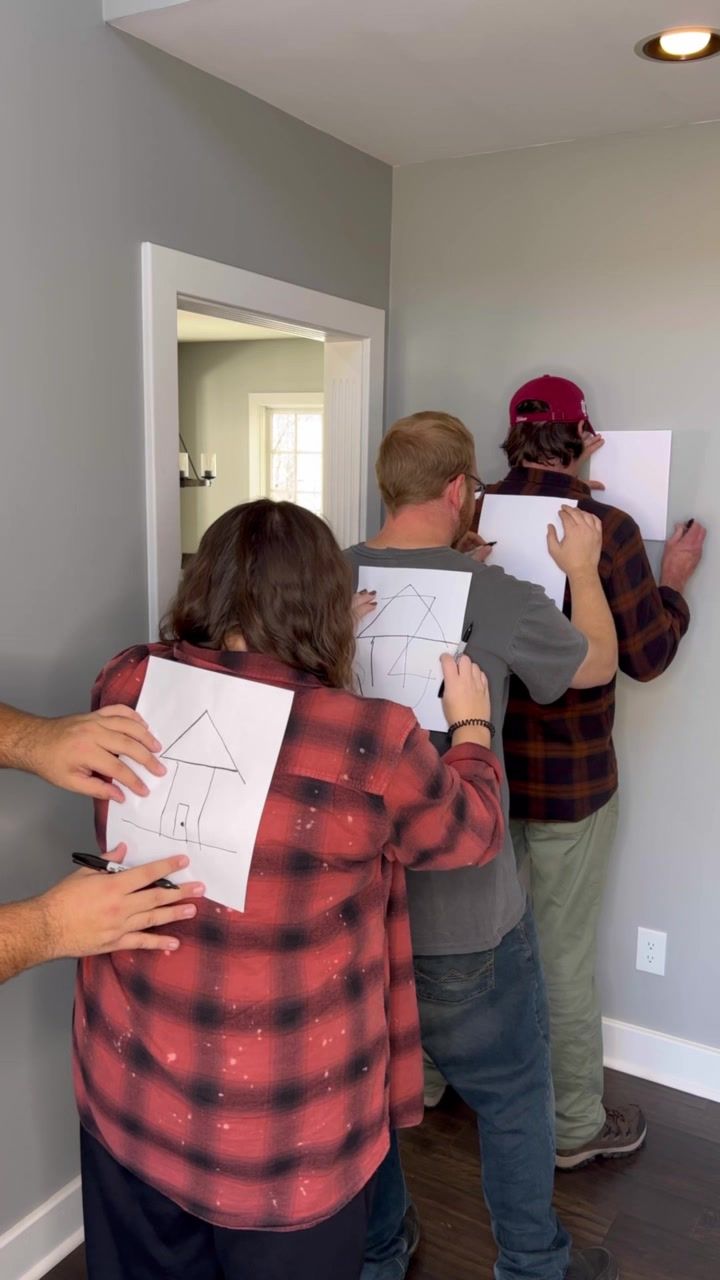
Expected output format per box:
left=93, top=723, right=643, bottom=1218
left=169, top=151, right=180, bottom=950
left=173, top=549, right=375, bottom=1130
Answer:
left=357, top=584, right=447, bottom=643
left=162, top=712, right=238, bottom=771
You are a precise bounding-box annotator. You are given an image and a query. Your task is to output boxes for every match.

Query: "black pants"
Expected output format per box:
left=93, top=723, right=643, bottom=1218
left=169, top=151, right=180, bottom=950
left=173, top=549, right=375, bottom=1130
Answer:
left=80, top=1128, right=376, bottom=1280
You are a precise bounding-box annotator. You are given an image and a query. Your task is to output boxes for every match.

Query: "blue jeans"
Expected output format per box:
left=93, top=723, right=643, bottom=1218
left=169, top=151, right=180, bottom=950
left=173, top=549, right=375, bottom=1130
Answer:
left=361, top=1132, right=411, bottom=1280
left=363, top=906, right=571, bottom=1280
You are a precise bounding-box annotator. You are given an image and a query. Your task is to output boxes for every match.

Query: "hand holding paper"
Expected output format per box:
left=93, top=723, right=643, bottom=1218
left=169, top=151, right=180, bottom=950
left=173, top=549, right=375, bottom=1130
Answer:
left=547, top=506, right=604, bottom=577
left=440, top=653, right=491, bottom=739
left=579, top=430, right=606, bottom=491
left=477, top=494, right=578, bottom=608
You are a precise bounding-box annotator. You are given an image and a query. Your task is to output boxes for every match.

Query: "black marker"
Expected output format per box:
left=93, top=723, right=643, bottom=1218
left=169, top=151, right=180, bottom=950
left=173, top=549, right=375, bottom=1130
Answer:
left=684, top=518, right=694, bottom=534
left=438, top=623, right=474, bottom=697
left=72, top=851, right=179, bottom=890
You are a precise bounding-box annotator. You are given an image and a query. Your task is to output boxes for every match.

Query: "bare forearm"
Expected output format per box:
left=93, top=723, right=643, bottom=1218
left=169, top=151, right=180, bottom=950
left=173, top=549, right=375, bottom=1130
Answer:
left=0, top=896, right=55, bottom=984
left=0, top=704, right=42, bottom=773
left=451, top=726, right=492, bottom=749
left=568, top=569, right=618, bottom=687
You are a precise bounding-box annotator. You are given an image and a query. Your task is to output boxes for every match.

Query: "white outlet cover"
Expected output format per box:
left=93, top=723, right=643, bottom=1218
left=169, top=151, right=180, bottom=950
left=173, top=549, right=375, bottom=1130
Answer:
left=636, top=927, right=667, bottom=976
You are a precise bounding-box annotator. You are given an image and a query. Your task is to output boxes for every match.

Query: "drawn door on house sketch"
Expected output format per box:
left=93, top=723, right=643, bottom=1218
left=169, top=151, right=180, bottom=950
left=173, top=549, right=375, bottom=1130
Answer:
left=159, top=711, right=244, bottom=852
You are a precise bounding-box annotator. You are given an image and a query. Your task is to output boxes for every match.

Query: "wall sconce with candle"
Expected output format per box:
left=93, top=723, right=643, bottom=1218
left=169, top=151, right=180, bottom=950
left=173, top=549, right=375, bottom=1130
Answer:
left=179, top=435, right=217, bottom=488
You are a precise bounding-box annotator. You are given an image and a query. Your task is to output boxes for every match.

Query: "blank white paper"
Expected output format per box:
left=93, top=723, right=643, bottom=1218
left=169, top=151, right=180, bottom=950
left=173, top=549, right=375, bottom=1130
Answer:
left=477, top=494, right=577, bottom=609
left=354, top=566, right=471, bottom=733
left=588, top=430, right=672, bottom=541
left=106, top=657, right=294, bottom=911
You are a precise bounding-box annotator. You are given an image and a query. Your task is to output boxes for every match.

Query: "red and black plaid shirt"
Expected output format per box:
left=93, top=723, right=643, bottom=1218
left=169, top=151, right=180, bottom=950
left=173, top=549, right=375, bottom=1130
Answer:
left=479, top=468, right=690, bottom=822
left=73, top=642, right=504, bottom=1230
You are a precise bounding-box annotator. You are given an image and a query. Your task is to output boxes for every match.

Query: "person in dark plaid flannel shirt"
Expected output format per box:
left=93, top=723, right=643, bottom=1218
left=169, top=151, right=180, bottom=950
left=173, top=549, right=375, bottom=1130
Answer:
left=73, top=498, right=506, bottom=1280
left=482, top=375, right=705, bottom=1172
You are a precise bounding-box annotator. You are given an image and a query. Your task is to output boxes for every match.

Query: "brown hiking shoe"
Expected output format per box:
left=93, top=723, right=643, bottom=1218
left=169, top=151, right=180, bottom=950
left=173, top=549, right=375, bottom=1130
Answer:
left=556, top=1104, right=647, bottom=1170
left=565, top=1248, right=619, bottom=1279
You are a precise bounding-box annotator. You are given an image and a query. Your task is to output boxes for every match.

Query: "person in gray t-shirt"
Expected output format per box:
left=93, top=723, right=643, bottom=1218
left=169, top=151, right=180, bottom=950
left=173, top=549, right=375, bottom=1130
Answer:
left=351, top=412, right=619, bottom=1280
left=346, top=543, right=588, bottom=959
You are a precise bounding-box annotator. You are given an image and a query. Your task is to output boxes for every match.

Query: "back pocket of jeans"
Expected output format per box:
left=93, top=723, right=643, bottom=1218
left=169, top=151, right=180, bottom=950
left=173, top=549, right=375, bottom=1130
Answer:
left=414, top=952, right=495, bottom=1005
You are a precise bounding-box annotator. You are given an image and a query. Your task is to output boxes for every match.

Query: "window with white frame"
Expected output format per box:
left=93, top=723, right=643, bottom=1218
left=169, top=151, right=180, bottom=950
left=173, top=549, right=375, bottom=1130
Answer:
left=248, top=393, right=324, bottom=515
left=267, top=407, right=323, bottom=514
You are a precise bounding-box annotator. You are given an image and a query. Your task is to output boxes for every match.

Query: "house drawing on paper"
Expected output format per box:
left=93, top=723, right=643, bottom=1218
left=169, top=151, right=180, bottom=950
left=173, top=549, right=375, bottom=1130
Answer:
left=355, top=583, right=454, bottom=701
left=157, top=711, right=246, bottom=851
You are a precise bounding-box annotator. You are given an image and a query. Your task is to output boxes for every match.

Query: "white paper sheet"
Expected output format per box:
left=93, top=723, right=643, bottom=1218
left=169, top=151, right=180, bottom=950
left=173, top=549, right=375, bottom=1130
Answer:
left=354, top=566, right=471, bottom=732
left=588, top=430, right=672, bottom=541
left=106, top=657, right=294, bottom=911
left=477, top=494, right=577, bottom=609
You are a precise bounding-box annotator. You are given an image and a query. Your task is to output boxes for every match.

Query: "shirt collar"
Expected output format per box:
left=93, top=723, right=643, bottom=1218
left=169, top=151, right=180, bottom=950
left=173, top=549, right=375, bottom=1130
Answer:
left=174, top=641, right=324, bottom=691
left=502, top=466, right=591, bottom=500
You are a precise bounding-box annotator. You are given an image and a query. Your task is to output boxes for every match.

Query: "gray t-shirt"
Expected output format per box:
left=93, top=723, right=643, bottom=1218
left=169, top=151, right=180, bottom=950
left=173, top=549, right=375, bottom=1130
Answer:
left=345, top=544, right=588, bottom=956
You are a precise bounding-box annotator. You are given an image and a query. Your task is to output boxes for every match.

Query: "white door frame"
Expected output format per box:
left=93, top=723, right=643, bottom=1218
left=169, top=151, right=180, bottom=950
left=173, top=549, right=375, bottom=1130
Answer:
left=142, top=242, right=385, bottom=637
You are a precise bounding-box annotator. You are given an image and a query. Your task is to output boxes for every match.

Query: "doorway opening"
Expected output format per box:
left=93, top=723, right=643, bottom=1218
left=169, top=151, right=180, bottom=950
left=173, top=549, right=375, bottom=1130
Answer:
left=142, top=244, right=385, bottom=636
left=177, top=307, right=325, bottom=563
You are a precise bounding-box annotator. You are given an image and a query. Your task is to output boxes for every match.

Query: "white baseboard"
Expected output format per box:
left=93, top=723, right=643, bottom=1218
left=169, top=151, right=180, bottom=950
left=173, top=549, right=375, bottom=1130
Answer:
left=0, top=1176, right=83, bottom=1280
left=603, top=1016, right=720, bottom=1104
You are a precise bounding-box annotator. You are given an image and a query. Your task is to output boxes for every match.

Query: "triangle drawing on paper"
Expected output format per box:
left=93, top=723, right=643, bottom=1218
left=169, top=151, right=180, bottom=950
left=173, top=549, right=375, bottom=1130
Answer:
left=357, top=584, right=448, bottom=644
left=162, top=711, right=240, bottom=773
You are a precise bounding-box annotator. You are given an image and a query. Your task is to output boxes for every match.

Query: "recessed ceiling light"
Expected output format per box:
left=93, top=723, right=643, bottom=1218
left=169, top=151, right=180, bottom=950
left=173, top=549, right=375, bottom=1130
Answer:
left=661, top=29, right=711, bottom=56
left=637, top=27, right=720, bottom=61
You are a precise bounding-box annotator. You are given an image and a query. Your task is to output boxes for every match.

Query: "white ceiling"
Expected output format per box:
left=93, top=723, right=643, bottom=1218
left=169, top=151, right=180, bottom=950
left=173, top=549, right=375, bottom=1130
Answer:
left=177, top=310, right=301, bottom=341
left=111, top=1, right=720, bottom=165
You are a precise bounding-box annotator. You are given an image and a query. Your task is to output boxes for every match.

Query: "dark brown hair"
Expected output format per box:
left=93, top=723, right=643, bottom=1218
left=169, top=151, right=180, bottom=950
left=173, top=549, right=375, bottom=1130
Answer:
left=162, top=500, right=355, bottom=689
left=502, top=420, right=584, bottom=469
left=376, top=411, right=475, bottom=513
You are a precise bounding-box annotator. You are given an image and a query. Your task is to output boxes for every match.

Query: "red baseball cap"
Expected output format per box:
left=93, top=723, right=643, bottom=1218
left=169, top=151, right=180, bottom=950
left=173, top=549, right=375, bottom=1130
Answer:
left=509, top=375, right=595, bottom=434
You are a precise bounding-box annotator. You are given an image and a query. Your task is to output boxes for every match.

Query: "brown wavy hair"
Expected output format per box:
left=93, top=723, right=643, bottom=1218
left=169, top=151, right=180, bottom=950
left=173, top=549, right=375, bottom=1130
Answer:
left=161, top=500, right=355, bottom=689
left=502, top=420, right=584, bottom=469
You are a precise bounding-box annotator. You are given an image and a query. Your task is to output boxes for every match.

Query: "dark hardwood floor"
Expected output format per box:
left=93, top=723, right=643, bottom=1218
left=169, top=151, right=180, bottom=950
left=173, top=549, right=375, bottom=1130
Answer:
left=47, top=1069, right=720, bottom=1280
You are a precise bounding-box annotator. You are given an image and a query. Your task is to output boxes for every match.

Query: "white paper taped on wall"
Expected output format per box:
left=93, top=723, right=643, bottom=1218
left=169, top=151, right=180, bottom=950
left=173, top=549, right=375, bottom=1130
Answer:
left=106, top=657, right=294, bottom=912
left=354, top=566, right=471, bottom=733
left=477, top=494, right=577, bottom=609
left=588, top=430, right=672, bottom=542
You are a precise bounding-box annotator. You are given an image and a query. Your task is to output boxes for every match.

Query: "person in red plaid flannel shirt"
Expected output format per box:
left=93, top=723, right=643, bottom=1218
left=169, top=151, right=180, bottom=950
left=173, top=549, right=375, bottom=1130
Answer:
left=73, top=498, right=506, bottom=1280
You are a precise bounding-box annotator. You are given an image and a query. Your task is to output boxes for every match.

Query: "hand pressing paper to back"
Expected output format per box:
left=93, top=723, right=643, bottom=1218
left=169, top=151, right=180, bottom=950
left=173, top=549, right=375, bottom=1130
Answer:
left=477, top=493, right=578, bottom=609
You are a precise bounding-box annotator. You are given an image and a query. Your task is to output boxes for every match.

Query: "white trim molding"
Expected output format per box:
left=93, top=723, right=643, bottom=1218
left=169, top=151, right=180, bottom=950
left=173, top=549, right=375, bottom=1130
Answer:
left=0, top=1177, right=83, bottom=1280
left=603, top=1016, right=720, bottom=1103
left=104, top=0, right=189, bottom=22
left=143, top=243, right=385, bottom=637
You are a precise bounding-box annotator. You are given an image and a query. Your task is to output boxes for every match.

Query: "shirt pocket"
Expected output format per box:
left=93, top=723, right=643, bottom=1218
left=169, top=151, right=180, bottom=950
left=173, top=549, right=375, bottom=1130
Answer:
left=327, top=783, right=389, bottom=864
left=413, top=951, right=495, bottom=1005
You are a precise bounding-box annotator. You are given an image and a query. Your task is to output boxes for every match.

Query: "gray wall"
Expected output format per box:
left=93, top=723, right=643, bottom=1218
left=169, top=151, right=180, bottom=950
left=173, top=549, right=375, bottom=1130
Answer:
left=390, top=123, right=720, bottom=1051
left=0, top=0, right=390, bottom=1234
left=179, top=338, right=324, bottom=553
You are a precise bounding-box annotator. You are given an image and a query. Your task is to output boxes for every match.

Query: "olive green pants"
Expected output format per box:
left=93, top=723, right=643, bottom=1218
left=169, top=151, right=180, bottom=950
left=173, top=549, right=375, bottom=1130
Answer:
left=510, top=793, right=619, bottom=1150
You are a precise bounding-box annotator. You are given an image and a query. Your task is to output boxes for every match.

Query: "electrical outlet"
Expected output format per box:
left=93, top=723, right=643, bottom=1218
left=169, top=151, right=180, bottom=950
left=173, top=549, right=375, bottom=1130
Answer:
left=636, top=927, right=667, bottom=975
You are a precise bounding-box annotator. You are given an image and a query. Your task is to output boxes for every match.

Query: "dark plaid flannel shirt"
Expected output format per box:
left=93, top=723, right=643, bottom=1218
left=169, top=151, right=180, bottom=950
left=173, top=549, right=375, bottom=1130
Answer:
left=73, top=642, right=504, bottom=1230
left=479, top=468, right=690, bottom=822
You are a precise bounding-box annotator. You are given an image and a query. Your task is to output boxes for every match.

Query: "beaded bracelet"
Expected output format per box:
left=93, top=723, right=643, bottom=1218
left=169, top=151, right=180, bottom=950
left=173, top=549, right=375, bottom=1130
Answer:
left=447, top=717, right=495, bottom=739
